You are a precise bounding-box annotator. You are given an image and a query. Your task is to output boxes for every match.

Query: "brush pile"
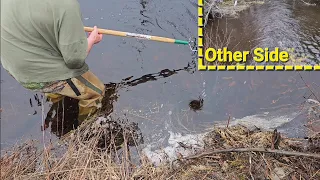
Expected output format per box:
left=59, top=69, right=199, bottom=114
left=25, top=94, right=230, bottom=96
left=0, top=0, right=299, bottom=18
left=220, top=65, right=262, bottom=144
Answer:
left=1, top=115, right=319, bottom=180
left=171, top=125, right=320, bottom=179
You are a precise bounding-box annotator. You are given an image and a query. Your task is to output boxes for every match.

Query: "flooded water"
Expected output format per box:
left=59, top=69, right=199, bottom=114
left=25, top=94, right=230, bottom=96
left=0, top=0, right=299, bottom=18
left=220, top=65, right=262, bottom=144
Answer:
left=1, top=0, right=320, bottom=154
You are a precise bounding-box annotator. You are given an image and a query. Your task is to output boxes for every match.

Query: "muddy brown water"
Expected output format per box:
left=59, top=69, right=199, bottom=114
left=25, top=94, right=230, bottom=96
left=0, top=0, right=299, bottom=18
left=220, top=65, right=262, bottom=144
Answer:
left=1, top=0, right=319, bottom=151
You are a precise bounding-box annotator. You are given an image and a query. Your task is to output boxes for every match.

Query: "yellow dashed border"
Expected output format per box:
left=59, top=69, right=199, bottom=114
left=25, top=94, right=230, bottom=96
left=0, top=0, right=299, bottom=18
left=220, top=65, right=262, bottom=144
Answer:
left=197, top=0, right=320, bottom=71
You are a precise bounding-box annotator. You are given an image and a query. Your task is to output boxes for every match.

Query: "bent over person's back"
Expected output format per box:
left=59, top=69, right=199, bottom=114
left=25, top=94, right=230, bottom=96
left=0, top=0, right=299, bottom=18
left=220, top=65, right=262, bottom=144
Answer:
left=1, top=0, right=89, bottom=83
left=1, top=0, right=106, bottom=134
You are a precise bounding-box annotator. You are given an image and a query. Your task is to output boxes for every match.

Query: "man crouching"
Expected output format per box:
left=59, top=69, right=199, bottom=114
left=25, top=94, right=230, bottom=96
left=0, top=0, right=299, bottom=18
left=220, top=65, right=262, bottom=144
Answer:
left=1, top=0, right=106, bottom=125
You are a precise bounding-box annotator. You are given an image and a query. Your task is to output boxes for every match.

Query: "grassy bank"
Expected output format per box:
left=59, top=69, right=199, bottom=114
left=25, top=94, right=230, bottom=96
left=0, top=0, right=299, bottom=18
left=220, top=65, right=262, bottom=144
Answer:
left=1, top=113, right=319, bottom=179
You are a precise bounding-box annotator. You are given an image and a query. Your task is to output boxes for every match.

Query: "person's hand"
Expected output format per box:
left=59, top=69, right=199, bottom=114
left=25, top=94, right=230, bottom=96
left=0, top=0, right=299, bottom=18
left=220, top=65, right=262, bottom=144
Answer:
left=88, top=26, right=103, bottom=44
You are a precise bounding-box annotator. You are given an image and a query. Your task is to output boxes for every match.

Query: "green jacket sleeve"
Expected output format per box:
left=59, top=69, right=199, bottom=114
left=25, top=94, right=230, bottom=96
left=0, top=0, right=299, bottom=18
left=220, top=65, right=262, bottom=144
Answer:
left=57, top=0, right=88, bottom=69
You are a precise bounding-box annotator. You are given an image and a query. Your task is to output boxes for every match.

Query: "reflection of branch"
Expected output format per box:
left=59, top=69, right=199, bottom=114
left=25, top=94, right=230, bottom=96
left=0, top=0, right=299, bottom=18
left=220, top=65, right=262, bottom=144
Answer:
left=298, top=72, right=319, bottom=102
left=300, top=0, right=316, bottom=6
left=116, top=63, right=195, bottom=90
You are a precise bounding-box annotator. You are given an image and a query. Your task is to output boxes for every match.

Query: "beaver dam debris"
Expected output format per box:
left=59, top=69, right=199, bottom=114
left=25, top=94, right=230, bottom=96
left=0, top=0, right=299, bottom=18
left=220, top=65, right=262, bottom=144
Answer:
left=1, top=117, right=319, bottom=180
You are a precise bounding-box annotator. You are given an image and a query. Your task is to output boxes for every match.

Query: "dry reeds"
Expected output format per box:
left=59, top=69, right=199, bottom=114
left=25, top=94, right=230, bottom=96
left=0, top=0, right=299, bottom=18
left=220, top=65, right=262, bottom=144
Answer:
left=1, top=117, right=319, bottom=180
left=170, top=125, right=320, bottom=179
left=0, top=115, right=163, bottom=180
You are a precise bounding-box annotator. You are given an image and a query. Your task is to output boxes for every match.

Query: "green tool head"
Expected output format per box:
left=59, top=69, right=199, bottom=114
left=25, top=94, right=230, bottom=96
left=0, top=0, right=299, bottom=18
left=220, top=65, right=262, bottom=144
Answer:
left=174, top=39, right=189, bottom=45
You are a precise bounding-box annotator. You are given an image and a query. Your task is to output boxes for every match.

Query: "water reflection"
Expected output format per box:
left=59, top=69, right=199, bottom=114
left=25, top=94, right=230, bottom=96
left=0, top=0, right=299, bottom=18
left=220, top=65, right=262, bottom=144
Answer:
left=43, top=97, right=79, bottom=137
left=119, top=64, right=195, bottom=88
left=41, top=83, right=119, bottom=138
left=29, top=94, right=45, bottom=115
left=37, top=60, right=196, bottom=140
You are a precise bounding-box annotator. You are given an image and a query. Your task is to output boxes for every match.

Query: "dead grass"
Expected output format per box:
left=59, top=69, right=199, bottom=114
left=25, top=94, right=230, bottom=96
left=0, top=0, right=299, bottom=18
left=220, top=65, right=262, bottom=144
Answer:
left=171, top=125, right=320, bottom=180
left=1, top=115, right=319, bottom=180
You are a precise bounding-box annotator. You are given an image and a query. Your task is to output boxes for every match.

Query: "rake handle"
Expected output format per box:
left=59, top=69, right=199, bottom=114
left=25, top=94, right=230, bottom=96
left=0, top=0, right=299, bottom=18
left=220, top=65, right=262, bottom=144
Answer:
left=84, top=26, right=188, bottom=45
